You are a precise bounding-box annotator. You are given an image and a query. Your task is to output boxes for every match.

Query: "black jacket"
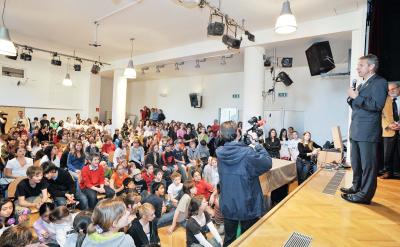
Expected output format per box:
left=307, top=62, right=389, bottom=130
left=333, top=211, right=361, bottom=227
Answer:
left=264, top=137, right=281, bottom=158
left=144, top=152, right=162, bottom=169
left=127, top=218, right=160, bottom=247
left=45, top=167, right=75, bottom=197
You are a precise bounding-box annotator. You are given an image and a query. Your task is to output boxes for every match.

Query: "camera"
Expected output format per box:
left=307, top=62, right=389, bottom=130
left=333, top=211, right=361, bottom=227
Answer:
left=242, top=116, right=264, bottom=145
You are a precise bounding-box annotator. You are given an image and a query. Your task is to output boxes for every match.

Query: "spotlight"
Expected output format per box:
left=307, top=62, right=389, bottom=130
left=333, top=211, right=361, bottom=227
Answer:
left=174, top=62, right=184, bottom=71
left=264, top=57, right=271, bottom=67
left=20, top=47, right=33, bottom=61
left=276, top=71, right=293, bottom=86
left=51, top=53, right=62, bottom=66
left=207, top=12, right=225, bottom=36
left=91, top=63, right=101, bottom=74
left=141, top=66, right=149, bottom=75
left=73, top=58, right=82, bottom=71
left=222, top=34, right=241, bottom=49
left=245, top=30, right=255, bottom=42
left=281, top=57, right=293, bottom=67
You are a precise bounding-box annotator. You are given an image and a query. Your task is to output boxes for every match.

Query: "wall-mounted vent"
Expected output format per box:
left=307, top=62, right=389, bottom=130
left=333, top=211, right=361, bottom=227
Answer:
left=2, top=66, right=25, bottom=78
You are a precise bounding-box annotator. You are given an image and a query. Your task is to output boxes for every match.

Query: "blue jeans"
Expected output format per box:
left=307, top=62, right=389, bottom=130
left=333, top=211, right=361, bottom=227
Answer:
left=296, top=158, right=317, bottom=185
left=157, top=208, right=175, bottom=227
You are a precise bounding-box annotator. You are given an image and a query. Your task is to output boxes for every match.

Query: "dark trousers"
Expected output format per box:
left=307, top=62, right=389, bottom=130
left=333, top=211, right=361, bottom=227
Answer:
left=296, top=158, right=317, bottom=185
left=223, top=218, right=259, bottom=247
left=383, top=135, right=398, bottom=174
left=350, top=140, right=378, bottom=201
left=81, top=186, right=115, bottom=209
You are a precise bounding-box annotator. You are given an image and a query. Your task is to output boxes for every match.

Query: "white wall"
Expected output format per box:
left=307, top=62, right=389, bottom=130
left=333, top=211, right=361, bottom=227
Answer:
left=0, top=55, right=93, bottom=120
left=126, top=64, right=349, bottom=144
left=99, top=77, right=114, bottom=122
left=126, top=72, right=244, bottom=125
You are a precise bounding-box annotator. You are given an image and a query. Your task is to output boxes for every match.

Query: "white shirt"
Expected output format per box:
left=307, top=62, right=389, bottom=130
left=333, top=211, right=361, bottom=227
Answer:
left=203, top=165, right=219, bottom=187
left=5, top=157, right=33, bottom=177
left=288, top=138, right=301, bottom=161
left=40, top=155, right=61, bottom=167
left=113, top=147, right=127, bottom=167
left=168, top=182, right=183, bottom=200
left=105, top=124, right=114, bottom=135
left=280, top=139, right=290, bottom=158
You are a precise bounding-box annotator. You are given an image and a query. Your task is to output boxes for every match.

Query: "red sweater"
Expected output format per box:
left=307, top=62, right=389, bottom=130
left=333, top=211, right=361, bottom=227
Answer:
left=195, top=179, right=213, bottom=200
left=102, top=143, right=115, bottom=154
left=142, top=171, right=155, bottom=190
left=79, top=165, right=105, bottom=190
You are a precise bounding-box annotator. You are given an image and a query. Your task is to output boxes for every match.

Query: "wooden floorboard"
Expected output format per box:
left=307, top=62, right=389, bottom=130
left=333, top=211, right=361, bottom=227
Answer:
left=231, top=169, right=400, bottom=247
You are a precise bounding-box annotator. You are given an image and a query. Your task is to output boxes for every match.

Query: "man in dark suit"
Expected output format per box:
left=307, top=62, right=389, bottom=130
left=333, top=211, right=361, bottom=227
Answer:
left=341, top=54, right=388, bottom=204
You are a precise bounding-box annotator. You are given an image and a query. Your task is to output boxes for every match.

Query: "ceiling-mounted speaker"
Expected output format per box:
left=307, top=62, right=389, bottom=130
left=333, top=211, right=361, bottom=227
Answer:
left=305, top=41, right=335, bottom=76
left=189, top=93, right=202, bottom=108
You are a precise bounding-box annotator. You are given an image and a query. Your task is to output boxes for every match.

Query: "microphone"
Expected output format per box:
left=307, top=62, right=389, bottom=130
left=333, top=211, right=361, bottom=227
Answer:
left=352, top=79, right=357, bottom=91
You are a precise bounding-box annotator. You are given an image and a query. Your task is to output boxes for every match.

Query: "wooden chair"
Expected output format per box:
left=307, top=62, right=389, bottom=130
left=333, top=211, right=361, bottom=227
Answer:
left=7, top=176, right=26, bottom=199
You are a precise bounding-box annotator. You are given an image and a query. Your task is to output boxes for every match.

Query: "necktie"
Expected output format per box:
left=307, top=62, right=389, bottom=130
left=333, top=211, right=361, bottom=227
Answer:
left=393, top=98, right=399, bottom=122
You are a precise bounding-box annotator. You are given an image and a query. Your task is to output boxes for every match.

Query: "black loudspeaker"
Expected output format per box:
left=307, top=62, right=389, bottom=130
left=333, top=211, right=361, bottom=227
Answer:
left=189, top=93, right=202, bottom=108
left=276, top=71, right=293, bottom=86
left=305, top=41, right=335, bottom=76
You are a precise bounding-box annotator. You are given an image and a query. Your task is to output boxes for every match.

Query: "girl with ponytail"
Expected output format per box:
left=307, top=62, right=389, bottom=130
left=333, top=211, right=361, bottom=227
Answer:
left=64, top=211, right=92, bottom=247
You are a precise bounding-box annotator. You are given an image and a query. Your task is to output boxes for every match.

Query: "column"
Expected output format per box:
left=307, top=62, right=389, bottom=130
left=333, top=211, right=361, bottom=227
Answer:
left=112, top=69, right=127, bottom=130
left=242, top=46, right=265, bottom=130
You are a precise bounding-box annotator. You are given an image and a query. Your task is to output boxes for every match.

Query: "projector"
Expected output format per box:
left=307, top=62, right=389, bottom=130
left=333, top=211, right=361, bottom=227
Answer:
left=207, top=22, right=225, bottom=36
left=74, top=64, right=81, bottom=71
left=20, top=53, right=32, bottom=61
left=91, top=64, right=100, bottom=74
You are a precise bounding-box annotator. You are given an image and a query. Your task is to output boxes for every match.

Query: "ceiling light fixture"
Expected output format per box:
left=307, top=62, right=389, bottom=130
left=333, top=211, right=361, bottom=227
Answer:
left=275, top=0, right=297, bottom=34
left=141, top=66, right=149, bottom=75
left=51, top=53, right=62, bottom=66
left=0, top=0, right=16, bottom=56
left=156, top=64, right=164, bottom=73
left=20, top=46, right=33, bottom=61
left=207, top=11, right=224, bottom=36
left=62, top=58, right=72, bottom=87
left=124, top=38, right=137, bottom=79
left=91, top=61, right=101, bottom=74
left=175, top=62, right=184, bottom=71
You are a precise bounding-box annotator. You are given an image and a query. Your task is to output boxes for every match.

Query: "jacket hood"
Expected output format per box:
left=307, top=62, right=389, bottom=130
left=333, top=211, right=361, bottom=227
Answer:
left=216, top=141, right=248, bottom=166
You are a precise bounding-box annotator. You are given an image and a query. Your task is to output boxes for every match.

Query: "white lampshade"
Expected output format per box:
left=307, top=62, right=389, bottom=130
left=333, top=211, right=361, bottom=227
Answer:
left=124, top=59, right=137, bottom=79
left=275, top=1, right=297, bottom=34
left=62, top=73, right=72, bottom=87
left=178, top=0, right=201, bottom=8
left=0, top=26, right=17, bottom=56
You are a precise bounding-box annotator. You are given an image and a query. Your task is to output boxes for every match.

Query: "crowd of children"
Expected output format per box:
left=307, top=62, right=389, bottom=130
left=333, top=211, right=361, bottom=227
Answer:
left=0, top=108, right=318, bottom=246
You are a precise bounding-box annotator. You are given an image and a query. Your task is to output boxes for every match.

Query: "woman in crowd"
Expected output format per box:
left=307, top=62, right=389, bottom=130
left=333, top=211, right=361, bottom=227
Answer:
left=279, top=128, right=290, bottom=160
left=82, top=198, right=135, bottom=246
left=264, top=128, right=281, bottom=158
left=64, top=211, right=92, bottom=247
left=145, top=144, right=162, bottom=169
left=127, top=202, right=160, bottom=247
left=67, top=141, right=86, bottom=185
left=41, top=145, right=61, bottom=167
left=186, top=196, right=223, bottom=247
left=33, top=202, right=57, bottom=246
left=296, top=131, right=321, bottom=185
left=4, top=146, right=33, bottom=179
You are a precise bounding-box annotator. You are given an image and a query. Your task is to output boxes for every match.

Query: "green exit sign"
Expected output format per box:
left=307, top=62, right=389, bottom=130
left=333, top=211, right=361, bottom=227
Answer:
left=278, top=92, right=288, bottom=97
left=232, top=94, right=240, bottom=98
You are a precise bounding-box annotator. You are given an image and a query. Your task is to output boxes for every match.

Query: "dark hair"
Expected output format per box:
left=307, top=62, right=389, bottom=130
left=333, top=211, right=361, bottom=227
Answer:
left=123, top=177, right=135, bottom=188
left=153, top=168, right=163, bottom=176
left=39, top=202, right=55, bottom=217
left=43, top=145, right=57, bottom=161
left=268, top=128, right=277, bottom=139
left=0, top=198, right=15, bottom=228
left=279, top=128, right=287, bottom=141
left=49, top=206, right=69, bottom=223
left=41, top=162, right=58, bottom=174
left=26, top=166, right=43, bottom=178
left=200, top=140, right=207, bottom=146
left=34, top=149, right=46, bottom=162
left=220, top=121, right=237, bottom=142
left=151, top=182, right=164, bottom=194
left=0, top=225, right=34, bottom=247
left=72, top=211, right=92, bottom=247
left=182, top=180, right=195, bottom=195
left=188, top=195, right=205, bottom=217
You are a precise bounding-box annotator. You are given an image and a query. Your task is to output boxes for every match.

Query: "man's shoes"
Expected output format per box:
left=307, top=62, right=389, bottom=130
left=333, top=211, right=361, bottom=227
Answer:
left=380, top=172, right=393, bottom=179
left=378, top=170, right=386, bottom=176
left=340, top=187, right=358, bottom=194
left=341, top=193, right=371, bottom=205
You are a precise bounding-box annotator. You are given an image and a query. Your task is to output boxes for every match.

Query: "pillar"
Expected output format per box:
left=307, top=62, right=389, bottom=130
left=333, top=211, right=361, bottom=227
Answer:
left=242, top=46, right=265, bottom=130
left=112, top=69, right=127, bottom=130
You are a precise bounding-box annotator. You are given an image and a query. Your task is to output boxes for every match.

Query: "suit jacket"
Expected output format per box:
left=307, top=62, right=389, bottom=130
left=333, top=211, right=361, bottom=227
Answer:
left=382, top=96, right=396, bottom=137
left=349, top=74, right=388, bottom=142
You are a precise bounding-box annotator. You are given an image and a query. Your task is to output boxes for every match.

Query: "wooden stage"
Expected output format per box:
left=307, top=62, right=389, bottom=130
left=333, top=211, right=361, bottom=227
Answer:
left=231, top=169, right=400, bottom=247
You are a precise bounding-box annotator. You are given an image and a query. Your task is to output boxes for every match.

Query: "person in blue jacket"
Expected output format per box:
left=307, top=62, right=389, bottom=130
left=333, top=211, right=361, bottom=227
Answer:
left=216, top=121, right=272, bottom=247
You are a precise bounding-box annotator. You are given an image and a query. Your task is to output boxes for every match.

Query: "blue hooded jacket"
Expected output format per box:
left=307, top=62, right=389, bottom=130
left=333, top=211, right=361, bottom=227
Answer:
left=216, top=141, right=272, bottom=220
